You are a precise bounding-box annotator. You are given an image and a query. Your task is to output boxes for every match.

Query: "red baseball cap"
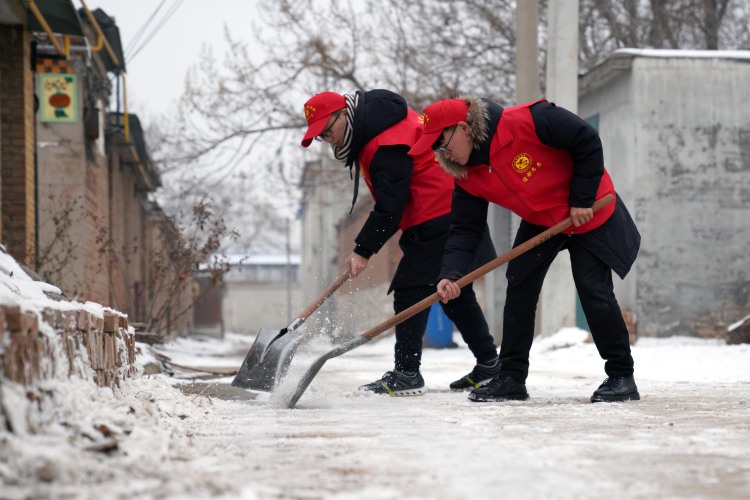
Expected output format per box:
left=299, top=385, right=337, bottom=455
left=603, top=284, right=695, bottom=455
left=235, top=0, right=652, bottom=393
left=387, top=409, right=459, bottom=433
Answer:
left=409, top=99, right=470, bottom=156
left=301, top=92, right=346, bottom=147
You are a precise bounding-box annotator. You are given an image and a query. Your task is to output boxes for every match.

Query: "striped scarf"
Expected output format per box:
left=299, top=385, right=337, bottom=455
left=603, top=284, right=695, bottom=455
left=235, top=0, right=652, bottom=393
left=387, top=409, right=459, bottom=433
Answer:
left=332, top=93, right=358, bottom=164
left=331, top=93, right=361, bottom=212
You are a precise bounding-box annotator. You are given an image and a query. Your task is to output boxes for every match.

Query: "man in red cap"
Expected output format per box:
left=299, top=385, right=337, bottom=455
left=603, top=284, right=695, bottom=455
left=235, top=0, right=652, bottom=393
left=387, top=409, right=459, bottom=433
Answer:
left=410, top=96, right=640, bottom=403
left=301, top=89, right=501, bottom=395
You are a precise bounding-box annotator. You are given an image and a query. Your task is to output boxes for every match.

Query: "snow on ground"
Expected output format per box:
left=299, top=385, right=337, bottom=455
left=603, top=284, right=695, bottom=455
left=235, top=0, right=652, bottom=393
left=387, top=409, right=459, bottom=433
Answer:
left=2, top=326, right=749, bottom=499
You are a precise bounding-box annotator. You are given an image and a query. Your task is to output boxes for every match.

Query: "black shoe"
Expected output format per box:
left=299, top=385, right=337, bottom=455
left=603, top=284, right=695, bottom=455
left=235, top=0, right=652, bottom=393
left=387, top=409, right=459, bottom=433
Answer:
left=358, top=371, right=425, bottom=396
left=449, top=359, right=502, bottom=391
left=590, top=375, right=640, bottom=402
left=468, top=374, right=529, bottom=402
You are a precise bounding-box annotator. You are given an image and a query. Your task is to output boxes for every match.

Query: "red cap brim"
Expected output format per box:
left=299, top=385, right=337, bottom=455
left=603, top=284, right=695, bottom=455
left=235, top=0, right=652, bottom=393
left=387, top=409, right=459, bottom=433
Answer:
left=301, top=115, right=331, bottom=147
left=408, top=129, right=442, bottom=157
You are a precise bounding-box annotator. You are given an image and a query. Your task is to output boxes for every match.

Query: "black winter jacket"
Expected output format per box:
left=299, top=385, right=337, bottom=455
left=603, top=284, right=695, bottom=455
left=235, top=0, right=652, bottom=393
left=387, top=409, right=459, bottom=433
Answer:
left=440, top=101, right=640, bottom=283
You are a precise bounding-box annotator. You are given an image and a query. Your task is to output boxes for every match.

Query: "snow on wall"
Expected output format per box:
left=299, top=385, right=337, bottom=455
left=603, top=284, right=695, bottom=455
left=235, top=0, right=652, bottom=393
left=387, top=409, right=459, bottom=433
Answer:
left=0, top=244, right=137, bottom=433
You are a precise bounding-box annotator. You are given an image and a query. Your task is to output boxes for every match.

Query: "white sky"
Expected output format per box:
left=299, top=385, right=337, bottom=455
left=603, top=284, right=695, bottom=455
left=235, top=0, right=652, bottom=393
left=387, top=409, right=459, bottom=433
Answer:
left=86, top=0, right=304, bottom=252
left=89, top=0, right=262, bottom=119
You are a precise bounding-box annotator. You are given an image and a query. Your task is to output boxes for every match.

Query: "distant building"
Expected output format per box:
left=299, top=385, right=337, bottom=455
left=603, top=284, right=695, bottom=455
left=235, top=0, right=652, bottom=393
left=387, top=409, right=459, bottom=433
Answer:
left=297, top=50, right=750, bottom=342
left=215, top=253, right=303, bottom=335
left=298, top=157, right=407, bottom=335
left=0, top=2, right=192, bottom=339
left=578, top=49, right=750, bottom=338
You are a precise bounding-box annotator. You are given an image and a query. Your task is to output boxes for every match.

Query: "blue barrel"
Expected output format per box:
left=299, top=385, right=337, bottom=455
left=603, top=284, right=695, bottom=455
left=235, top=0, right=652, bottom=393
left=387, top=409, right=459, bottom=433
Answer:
left=425, top=303, right=454, bottom=348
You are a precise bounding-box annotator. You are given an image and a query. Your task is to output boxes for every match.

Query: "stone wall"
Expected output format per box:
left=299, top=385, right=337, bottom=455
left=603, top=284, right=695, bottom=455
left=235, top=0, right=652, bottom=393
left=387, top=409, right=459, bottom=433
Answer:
left=0, top=304, right=136, bottom=390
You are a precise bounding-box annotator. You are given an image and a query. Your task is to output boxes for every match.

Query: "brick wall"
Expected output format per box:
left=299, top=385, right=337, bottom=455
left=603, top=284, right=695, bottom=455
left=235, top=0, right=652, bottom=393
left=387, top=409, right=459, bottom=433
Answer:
left=106, top=144, right=191, bottom=337
left=106, top=152, right=130, bottom=313
left=0, top=304, right=136, bottom=389
left=33, top=56, right=109, bottom=305
left=35, top=58, right=87, bottom=296
left=83, top=138, right=110, bottom=304
left=0, top=24, right=36, bottom=266
left=107, top=149, right=147, bottom=319
left=144, top=209, right=193, bottom=337
left=2, top=33, right=191, bottom=339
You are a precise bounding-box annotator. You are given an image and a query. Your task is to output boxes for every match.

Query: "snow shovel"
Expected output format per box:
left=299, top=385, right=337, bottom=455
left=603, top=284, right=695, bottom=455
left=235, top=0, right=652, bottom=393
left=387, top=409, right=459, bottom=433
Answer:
left=277, top=194, right=615, bottom=408
left=231, top=271, right=350, bottom=392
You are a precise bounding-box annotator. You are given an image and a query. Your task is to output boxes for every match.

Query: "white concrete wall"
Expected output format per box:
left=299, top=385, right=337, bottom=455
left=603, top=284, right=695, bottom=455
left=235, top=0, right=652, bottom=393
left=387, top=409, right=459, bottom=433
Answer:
left=578, top=64, right=638, bottom=314
left=579, top=54, right=750, bottom=337
left=222, top=282, right=302, bottom=335
left=300, top=157, right=351, bottom=305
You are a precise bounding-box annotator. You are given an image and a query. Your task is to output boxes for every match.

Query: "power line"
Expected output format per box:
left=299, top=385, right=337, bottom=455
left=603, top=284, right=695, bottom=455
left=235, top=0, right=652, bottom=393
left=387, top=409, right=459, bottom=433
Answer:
left=125, top=0, right=169, bottom=57
left=126, top=0, right=186, bottom=63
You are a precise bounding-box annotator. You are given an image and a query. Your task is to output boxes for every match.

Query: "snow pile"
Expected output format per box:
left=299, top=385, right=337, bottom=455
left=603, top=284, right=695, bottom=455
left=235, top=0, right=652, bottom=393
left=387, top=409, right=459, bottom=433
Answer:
left=0, top=326, right=749, bottom=498
left=0, top=246, right=59, bottom=306
left=0, top=245, right=112, bottom=319
left=2, top=246, right=750, bottom=498
left=0, top=245, right=150, bottom=492
left=0, top=374, right=210, bottom=496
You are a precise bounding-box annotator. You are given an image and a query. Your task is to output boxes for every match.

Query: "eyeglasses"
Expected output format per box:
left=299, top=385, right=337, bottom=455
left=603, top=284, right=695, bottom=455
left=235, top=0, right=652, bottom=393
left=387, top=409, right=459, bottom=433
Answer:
left=433, top=126, right=456, bottom=154
left=314, top=111, right=343, bottom=141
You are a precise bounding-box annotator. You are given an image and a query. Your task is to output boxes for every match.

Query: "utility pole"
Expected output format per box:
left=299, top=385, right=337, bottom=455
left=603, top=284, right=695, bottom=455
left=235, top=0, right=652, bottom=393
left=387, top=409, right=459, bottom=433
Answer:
left=539, top=0, right=580, bottom=336
left=286, top=217, right=292, bottom=323
left=516, top=1, right=540, bottom=104
left=545, top=0, right=580, bottom=110
left=487, top=0, right=541, bottom=344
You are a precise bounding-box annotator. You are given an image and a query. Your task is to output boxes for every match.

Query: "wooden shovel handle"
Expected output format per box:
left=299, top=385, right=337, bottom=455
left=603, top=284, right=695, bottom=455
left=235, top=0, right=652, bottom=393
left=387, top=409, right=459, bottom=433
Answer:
left=360, top=194, right=615, bottom=341
left=295, top=271, right=351, bottom=322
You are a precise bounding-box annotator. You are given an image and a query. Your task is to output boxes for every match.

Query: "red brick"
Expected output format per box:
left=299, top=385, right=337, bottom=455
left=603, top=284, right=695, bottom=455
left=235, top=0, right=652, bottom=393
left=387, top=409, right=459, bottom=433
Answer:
left=76, top=310, right=93, bottom=331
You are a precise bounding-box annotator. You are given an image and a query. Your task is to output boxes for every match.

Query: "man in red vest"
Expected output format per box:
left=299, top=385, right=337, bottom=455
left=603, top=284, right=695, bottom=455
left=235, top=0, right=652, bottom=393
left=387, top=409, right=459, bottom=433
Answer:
left=301, top=90, right=500, bottom=395
left=409, top=96, right=641, bottom=403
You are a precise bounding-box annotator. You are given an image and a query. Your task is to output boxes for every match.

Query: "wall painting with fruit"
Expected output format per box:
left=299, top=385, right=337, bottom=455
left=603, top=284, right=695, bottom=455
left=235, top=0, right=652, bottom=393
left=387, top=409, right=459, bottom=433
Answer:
left=39, top=73, right=78, bottom=123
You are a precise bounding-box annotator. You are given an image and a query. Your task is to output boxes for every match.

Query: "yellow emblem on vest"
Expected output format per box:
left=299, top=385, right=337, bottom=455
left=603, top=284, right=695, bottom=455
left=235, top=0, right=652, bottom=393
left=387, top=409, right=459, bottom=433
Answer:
left=512, top=153, right=532, bottom=173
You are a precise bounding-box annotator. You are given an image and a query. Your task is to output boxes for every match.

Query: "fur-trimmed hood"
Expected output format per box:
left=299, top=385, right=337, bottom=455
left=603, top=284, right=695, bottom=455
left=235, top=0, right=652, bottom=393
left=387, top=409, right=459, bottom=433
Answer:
left=438, top=95, right=493, bottom=179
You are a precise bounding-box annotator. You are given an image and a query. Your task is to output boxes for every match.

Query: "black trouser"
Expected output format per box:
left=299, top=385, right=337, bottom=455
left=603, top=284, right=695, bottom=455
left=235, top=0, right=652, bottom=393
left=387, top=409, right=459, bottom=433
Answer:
left=393, top=283, right=498, bottom=373
left=500, top=236, right=634, bottom=384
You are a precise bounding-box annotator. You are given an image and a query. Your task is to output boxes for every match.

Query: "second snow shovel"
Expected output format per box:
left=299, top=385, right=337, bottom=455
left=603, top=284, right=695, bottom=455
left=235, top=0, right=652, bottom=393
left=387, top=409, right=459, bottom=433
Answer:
left=231, top=271, right=350, bottom=392
left=277, top=194, right=614, bottom=408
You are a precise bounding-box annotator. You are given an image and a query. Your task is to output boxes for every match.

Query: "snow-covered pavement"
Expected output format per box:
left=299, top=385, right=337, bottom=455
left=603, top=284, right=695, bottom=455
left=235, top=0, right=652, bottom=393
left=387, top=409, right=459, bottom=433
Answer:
left=2, top=328, right=749, bottom=499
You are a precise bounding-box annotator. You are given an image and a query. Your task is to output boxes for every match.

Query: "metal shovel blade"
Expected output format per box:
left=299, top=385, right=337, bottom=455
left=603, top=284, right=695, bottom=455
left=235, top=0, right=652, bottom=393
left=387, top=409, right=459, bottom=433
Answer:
left=276, top=195, right=614, bottom=409
left=231, top=328, right=306, bottom=392
left=276, top=336, right=369, bottom=409
left=230, top=271, right=351, bottom=392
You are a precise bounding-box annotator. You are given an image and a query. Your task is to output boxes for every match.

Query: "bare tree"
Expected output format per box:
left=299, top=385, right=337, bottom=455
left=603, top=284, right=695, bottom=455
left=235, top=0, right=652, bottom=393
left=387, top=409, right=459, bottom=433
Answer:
left=141, top=196, right=237, bottom=334
left=579, top=0, right=750, bottom=68
left=35, top=195, right=81, bottom=294
left=149, top=0, right=750, bottom=252
left=150, top=0, right=523, bottom=253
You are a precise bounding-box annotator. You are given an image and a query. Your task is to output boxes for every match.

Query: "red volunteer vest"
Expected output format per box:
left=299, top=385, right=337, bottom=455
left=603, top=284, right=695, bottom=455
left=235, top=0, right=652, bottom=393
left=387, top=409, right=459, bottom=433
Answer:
left=359, top=109, right=453, bottom=230
left=457, top=102, right=616, bottom=234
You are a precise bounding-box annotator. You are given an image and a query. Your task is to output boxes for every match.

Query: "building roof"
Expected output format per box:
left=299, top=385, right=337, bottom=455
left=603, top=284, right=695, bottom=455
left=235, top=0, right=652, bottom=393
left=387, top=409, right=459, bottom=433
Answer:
left=579, top=48, right=750, bottom=96
left=80, top=7, right=127, bottom=73
left=27, top=0, right=84, bottom=36
left=108, top=112, right=161, bottom=191
left=219, top=254, right=301, bottom=266
left=610, top=48, right=750, bottom=61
